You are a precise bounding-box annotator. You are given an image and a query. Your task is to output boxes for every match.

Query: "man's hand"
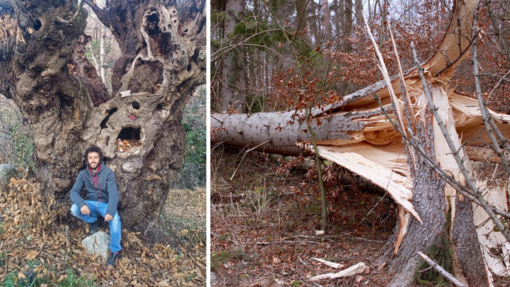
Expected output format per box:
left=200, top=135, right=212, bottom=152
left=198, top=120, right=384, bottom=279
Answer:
left=105, top=214, right=113, bottom=222
left=81, top=205, right=91, bottom=215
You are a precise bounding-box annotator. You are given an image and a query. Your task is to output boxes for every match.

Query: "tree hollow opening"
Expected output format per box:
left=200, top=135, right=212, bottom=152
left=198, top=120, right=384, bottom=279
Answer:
left=148, top=13, right=161, bottom=36
left=34, top=19, right=42, bottom=31
left=118, top=127, right=141, bottom=141
left=116, top=127, right=142, bottom=150
left=100, top=108, right=118, bottom=129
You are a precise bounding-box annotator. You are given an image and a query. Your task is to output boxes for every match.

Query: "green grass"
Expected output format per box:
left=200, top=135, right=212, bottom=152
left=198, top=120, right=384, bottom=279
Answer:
left=0, top=265, right=94, bottom=287
left=211, top=251, right=231, bottom=270
left=0, top=252, right=6, bottom=267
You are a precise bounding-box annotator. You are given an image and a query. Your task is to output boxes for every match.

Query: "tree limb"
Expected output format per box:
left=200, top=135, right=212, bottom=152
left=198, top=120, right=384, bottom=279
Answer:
left=417, top=252, right=467, bottom=287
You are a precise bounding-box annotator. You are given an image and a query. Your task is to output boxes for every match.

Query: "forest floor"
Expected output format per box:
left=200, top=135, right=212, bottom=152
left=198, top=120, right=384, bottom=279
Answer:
left=211, top=148, right=398, bottom=287
left=0, top=179, right=206, bottom=287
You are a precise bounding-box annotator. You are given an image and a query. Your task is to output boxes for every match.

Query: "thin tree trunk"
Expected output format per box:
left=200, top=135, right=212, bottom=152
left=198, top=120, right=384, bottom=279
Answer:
left=222, top=0, right=246, bottom=112
left=355, top=0, right=363, bottom=26
left=322, top=0, right=332, bottom=40
left=296, top=0, right=308, bottom=34
left=343, top=0, right=353, bottom=52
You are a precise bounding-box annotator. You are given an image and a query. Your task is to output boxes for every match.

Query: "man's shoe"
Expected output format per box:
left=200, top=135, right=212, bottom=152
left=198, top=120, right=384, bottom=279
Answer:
left=89, top=219, right=100, bottom=234
left=106, top=252, right=120, bottom=267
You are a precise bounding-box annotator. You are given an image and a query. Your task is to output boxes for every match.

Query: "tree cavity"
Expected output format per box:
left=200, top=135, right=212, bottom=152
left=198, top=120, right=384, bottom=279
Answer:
left=117, top=126, right=141, bottom=142
left=100, top=108, right=118, bottom=130
left=147, top=13, right=161, bottom=36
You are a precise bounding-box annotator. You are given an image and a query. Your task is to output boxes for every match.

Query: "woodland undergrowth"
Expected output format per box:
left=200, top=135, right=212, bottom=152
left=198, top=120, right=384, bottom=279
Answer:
left=211, top=147, right=399, bottom=286
left=0, top=178, right=206, bottom=286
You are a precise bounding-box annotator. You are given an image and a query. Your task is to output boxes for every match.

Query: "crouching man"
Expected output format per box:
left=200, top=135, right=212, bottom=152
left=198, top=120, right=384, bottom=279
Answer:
left=70, top=146, right=121, bottom=267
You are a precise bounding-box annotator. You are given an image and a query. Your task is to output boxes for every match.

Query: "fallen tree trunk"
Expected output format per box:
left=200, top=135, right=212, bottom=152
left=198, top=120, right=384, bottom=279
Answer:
left=212, top=0, right=508, bottom=284
left=0, top=0, right=205, bottom=245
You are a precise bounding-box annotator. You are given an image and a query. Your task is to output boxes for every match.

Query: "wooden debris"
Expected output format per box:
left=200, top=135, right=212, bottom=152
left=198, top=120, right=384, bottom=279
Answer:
left=315, top=145, right=419, bottom=222
left=309, top=262, right=367, bottom=281
left=256, top=240, right=319, bottom=245
left=472, top=178, right=510, bottom=277
left=311, top=258, right=344, bottom=269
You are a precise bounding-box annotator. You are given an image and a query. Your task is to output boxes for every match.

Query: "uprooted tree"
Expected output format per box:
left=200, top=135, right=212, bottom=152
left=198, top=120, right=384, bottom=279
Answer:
left=212, top=0, right=510, bottom=285
left=0, top=0, right=206, bottom=245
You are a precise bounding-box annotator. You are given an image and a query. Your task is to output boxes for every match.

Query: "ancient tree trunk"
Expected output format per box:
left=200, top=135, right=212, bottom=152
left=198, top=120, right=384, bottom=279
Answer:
left=0, top=0, right=206, bottom=245
left=221, top=0, right=246, bottom=112
left=212, top=0, right=504, bottom=284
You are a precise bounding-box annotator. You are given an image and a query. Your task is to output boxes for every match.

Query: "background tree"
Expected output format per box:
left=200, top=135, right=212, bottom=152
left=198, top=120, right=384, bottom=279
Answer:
left=221, top=0, right=247, bottom=111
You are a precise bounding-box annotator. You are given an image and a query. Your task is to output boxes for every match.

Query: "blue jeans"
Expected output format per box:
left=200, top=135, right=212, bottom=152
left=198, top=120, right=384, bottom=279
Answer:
left=71, top=201, right=121, bottom=253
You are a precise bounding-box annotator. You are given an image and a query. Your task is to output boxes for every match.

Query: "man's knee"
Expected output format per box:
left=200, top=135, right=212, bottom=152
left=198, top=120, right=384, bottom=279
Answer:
left=71, top=204, right=80, bottom=217
left=110, top=214, right=121, bottom=232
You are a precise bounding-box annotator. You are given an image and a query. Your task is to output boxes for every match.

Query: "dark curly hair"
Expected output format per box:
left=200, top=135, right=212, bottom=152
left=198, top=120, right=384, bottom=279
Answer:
left=83, top=145, right=104, bottom=167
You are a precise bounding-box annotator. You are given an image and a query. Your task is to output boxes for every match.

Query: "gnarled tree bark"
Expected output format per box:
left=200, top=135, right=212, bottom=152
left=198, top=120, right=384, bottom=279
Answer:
left=0, top=0, right=205, bottom=245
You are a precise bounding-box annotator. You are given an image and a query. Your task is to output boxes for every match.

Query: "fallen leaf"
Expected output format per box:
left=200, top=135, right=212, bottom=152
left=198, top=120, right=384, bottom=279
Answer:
left=57, top=274, right=67, bottom=282
left=273, top=257, right=281, bottom=264
left=157, top=280, right=170, bottom=286
left=25, top=250, right=39, bottom=260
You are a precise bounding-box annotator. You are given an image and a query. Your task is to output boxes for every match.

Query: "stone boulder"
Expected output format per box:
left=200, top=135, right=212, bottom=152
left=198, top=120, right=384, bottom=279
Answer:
left=0, top=164, right=17, bottom=182
left=81, top=231, right=110, bottom=260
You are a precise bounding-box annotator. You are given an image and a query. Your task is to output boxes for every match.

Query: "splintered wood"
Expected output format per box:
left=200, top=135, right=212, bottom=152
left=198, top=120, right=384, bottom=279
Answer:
left=315, top=144, right=417, bottom=221
left=309, top=0, right=506, bottom=283
left=472, top=178, right=510, bottom=278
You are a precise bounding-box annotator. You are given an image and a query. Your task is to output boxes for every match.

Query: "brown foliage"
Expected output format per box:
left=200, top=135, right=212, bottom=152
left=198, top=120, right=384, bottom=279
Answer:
left=211, top=148, right=396, bottom=286
left=0, top=179, right=205, bottom=286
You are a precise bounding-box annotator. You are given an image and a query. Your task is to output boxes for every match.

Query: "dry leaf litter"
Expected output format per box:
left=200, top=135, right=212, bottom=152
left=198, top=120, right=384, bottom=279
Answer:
left=0, top=178, right=206, bottom=286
